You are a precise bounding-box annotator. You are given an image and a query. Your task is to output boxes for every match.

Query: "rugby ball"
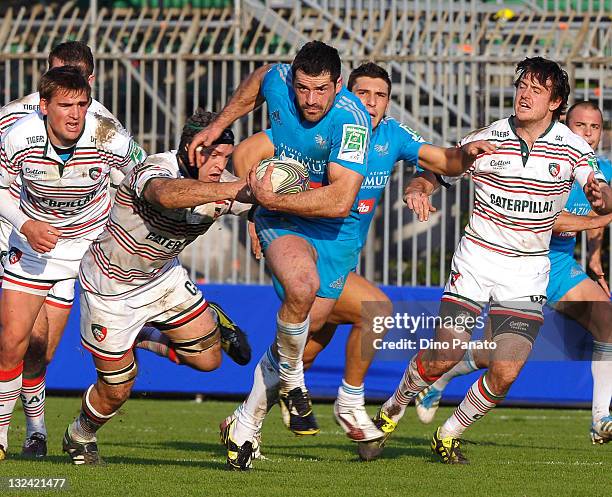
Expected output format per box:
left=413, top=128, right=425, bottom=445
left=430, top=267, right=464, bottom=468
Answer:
left=255, top=157, right=309, bottom=194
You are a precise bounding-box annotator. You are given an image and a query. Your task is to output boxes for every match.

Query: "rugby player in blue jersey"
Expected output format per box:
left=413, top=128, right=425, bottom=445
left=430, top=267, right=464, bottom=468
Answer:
left=210, top=62, right=493, bottom=468
left=407, top=101, right=612, bottom=446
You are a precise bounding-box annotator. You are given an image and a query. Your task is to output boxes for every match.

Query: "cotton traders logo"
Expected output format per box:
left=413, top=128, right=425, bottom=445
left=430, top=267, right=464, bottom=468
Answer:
left=548, top=163, right=560, bottom=177
left=89, top=167, right=103, bottom=180
left=338, top=124, right=367, bottom=164
left=358, top=198, right=375, bottom=214
left=8, top=248, right=22, bottom=265
left=91, top=324, right=108, bottom=342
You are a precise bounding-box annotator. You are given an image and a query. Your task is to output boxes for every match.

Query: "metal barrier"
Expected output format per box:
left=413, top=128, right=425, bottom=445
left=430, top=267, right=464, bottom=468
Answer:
left=0, top=1, right=610, bottom=286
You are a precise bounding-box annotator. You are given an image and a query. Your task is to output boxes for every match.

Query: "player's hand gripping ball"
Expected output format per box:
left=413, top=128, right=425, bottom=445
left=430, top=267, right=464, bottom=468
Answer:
left=255, top=157, right=310, bottom=194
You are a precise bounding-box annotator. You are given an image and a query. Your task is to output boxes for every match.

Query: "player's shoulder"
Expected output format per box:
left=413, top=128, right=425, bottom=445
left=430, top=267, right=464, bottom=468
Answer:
left=332, top=88, right=370, bottom=127
left=1, top=111, right=44, bottom=145
left=86, top=111, right=133, bottom=148
left=381, top=117, right=425, bottom=142
left=555, top=121, right=593, bottom=154
left=139, top=151, right=179, bottom=174
left=89, top=99, right=123, bottom=127
left=462, top=118, right=510, bottom=143
left=0, top=92, right=40, bottom=117
left=263, top=64, right=292, bottom=89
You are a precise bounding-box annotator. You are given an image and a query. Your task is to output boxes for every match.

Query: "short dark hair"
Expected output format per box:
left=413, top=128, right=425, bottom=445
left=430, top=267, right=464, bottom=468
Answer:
left=48, top=41, right=95, bottom=78
left=176, top=108, right=235, bottom=178
left=566, top=100, right=603, bottom=125
left=514, top=56, right=570, bottom=121
left=291, top=41, right=341, bottom=83
left=38, top=66, right=91, bottom=102
left=347, top=62, right=392, bottom=94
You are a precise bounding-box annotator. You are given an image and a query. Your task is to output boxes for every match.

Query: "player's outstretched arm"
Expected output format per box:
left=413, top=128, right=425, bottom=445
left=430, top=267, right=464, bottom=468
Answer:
left=552, top=210, right=612, bottom=233
left=232, top=131, right=274, bottom=178
left=404, top=170, right=440, bottom=222
left=143, top=177, right=249, bottom=209
left=248, top=161, right=362, bottom=218
left=417, top=140, right=495, bottom=176
left=188, top=64, right=272, bottom=166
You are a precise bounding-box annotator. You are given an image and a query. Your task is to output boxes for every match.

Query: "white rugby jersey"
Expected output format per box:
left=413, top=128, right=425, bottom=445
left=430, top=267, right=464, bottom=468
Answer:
left=0, top=110, right=146, bottom=239
left=440, top=117, right=600, bottom=257
left=79, top=151, right=250, bottom=297
left=0, top=93, right=125, bottom=204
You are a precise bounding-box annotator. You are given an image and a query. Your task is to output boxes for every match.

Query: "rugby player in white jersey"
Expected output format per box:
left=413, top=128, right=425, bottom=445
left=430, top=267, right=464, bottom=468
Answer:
left=0, top=66, right=146, bottom=461
left=0, top=41, right=126, bottom=459
left=62, top=109, right=251, bottom=465
left=410, top=101, right=612, bottom=444
left=362, top=57, right=612, bottom=464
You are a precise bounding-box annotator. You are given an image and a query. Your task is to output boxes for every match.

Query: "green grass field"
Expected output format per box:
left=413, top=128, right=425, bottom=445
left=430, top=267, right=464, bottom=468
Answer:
left=0, top=397, right=610, bottom=497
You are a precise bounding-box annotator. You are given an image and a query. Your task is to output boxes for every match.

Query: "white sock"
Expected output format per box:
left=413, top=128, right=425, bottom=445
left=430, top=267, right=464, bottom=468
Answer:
left=0, top=363, right=23, bottom=451
left=337, top=380, right=365, bottom=408
left=275, top=314, right=309, bottom=393
left=591, top=341, right=612, bottom=421
left=69, top=385, right=116, bottom=443
left=432, top=348, right=479, bottom=391
left=233, top=347, right=280, bottom=446
left=382, top=352, right=434, bottom=423
left=21, top=373, right=47, bottom=437
left=440, top=374, right=504, bottom=438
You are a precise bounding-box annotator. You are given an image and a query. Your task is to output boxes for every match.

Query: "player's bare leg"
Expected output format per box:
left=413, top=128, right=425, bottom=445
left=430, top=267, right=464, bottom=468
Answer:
left=264, top=235, right=321, bottom=435
left=553, top=279, right=612, bottom=443
left=0, top=290, right=46, bottom=459
left=64, top=308, right=221, bottom=465
left=20, top=296, right=72, bottom=458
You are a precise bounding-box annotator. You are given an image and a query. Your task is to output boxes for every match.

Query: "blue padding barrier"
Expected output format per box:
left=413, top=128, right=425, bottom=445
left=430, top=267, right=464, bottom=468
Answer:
left=48, top=284, right=595, bottom=405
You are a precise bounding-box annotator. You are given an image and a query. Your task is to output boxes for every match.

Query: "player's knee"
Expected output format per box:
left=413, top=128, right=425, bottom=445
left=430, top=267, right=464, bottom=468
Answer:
left=486, top=366, right=521, bottom=396
left=171, top=327, right=222, bottom=372
left=181, top=345, right=222, bottom=372
left=24, top=334, right=48, bottom=364
left=284, top=280, right=318, bottom=309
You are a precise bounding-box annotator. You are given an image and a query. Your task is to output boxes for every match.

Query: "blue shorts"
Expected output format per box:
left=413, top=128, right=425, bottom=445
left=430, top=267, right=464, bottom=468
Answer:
left=254, top=209, right=360, bottom=300
left=546, top=250, right=589, bottom=304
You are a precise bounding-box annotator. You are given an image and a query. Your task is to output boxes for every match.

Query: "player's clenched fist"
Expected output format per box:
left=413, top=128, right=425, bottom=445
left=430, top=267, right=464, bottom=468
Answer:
left=461, top=139, right=497, bottom=168
left=20, top=220, right=60, bottom=253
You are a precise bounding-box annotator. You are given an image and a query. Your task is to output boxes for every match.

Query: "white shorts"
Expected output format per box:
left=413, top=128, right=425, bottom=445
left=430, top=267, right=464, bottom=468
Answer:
left=80, top=264, right=208, bottom=361
left=0, top=219, right=75, bottom=306
left=1, top=230, right=94, bottom=298
left=442, top=237, right=549, bottom=319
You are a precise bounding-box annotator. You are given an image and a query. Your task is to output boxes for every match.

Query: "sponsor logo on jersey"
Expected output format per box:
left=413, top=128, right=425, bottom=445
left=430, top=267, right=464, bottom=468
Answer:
left=490, top=159, right=510, bottom=170
left=509, top=320, right=529, bottom=332
left=25, top=135, right=45, bottom=145
left=145, top=232, right=188, bottom=251
left=374, top=142, right=389, bottom=156
left=0, top=250, right=7, bottom=267
left=270, top=110, right=281, bottom=124
left=23, top=104, right=39, bottom=111
left=358, top=198, right=375, bottom=214
left=450, top=270, right=461, bottom=286
left=338, top=124, right=368, bottom=164
left=91, top=324, right=107, bottom=342
left=362, top=174, right=390, bottom=188
left=588, top=156, right=600, bottom=174
left=8, top=248, right=22, bottom=265
left=23, top=166, right=47, bottom=178
left=555, top=135, right=564, bottom=142
left=491, top=129, right=509, bottom=138
left=89, top=167, right=103, bottom=180
left=490, top=194, right=554, bottom=213
left=315, top=134, right=327, bottom=149
left=548, top=162, right=560, bottom=177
